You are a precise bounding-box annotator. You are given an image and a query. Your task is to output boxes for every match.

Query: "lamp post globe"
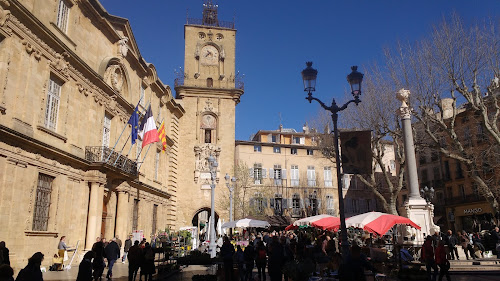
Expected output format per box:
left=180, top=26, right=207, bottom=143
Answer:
left=346, top=66, right=364, bottom=99
left=301, top=61, right=318, bottom=95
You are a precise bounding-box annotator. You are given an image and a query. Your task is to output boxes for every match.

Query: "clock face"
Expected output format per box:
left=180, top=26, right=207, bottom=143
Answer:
left=201, top=45, right=219, bottom=65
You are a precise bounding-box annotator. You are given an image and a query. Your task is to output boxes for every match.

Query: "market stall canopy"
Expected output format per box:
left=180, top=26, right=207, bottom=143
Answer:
left=326, top=211, right=421, bottom=236
left=285, top=214, right=339, bottom=231
left=221, top=218, right=270, bottom=229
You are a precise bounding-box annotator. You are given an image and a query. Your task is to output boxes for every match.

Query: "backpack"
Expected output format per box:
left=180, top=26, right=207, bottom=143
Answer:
left=258, top=249, right=266, bottom=260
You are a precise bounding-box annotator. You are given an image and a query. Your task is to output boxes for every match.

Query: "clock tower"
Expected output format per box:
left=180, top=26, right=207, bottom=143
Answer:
left=174, top=0, right=244, bottom=230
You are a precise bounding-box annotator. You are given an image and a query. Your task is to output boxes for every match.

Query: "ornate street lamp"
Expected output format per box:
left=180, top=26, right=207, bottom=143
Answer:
left=301, top=62, right=363, bottom=259
left=420, top=186, right=435, bottom=203
left=224, top=173, right=237, bottom=223
left=207, top=155, right=218, bottom=258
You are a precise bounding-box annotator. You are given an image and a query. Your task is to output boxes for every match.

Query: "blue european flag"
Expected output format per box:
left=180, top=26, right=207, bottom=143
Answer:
left=128, top=105, right=140, bottom=144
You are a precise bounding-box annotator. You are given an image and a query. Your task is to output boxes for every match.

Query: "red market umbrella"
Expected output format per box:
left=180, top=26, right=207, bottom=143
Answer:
left=285, top=214, right=339, bottom=231
left=310, top=216, right=341, bottom=230
left=326, top=211, right=421, bottom=236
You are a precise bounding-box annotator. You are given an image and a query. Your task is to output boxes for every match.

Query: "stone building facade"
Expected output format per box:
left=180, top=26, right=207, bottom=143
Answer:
left=235, top=126, right=339, bottom=221
left=0, top=0, right=184, bottom=269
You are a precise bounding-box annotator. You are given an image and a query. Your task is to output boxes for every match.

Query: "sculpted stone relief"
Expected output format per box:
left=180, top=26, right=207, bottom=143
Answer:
left=193, top=143, right=220, bottom=183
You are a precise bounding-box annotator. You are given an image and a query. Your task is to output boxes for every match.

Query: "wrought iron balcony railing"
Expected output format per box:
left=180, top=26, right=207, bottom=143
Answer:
left=85, top=146, right=138, bottom=176
left=186, top=18, right=235, bottom=29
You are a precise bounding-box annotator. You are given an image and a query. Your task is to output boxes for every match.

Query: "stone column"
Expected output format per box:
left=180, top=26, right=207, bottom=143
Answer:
left=115, top=191, right=129, bottom=249
left=85, top=181, right=104, bottom=250
left=396, top=89, right=439, bottom=242
left=104, top=192, right=117, bottom=240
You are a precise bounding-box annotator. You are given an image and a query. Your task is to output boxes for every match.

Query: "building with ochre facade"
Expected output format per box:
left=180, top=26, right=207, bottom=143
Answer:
left=0, top=0, right=184, bottom=269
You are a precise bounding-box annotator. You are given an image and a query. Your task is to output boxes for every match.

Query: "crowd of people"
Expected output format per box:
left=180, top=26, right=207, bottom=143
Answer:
left=215, top=226, right=500, bottom=281
left=0, top=235, right=157, bottom=281
left=216, top=230, right=378, bottom=281
left=81, top=236, right=156, bottom=281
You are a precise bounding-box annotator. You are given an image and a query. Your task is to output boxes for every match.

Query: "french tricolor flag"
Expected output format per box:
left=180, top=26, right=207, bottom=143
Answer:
left=138, top=105, right=159, bottom=148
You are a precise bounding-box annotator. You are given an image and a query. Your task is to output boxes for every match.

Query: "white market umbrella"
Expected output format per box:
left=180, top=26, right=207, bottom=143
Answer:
left=221, top=218, right=271, bottom=229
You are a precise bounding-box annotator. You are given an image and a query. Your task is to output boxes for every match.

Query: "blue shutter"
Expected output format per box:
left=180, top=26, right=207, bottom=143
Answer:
left=262, top=168, right=267, bottom=178
left=270, top=198, right=275, bottom=208
left=300, top=199, right=304, bottom=209
left=249, top=168, right=254, bottom=178
left=282, top=169, right=287, bottom=179
left=282, top=198, right=288, bottom=209
left=269, top=168, right=274, bottom=179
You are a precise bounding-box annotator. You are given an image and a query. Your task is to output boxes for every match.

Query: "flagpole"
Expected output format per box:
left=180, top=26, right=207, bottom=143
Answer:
left=134, top=101, right=151, bottom=163
left=105, top=97, right=143, bottom=163
left=137, top=117, right=163, bottom=172
left=137, top=143, right=153, bottom=172
left=112, top=134, right=131, bottom=166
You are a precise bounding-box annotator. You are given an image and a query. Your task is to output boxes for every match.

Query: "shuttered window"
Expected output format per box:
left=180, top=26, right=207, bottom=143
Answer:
left=307, top=166, right=316, bottom=187
left=290, top=165, right=299, bottom=187
left=323, top=167, right=332, bottom=187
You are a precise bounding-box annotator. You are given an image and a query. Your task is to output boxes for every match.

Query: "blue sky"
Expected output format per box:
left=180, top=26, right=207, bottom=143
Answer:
left=102, top=0, right=499, bottom=140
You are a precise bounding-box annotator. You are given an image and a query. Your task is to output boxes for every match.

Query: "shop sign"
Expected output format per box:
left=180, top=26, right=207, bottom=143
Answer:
left=463, top=208, right=482, bottom=215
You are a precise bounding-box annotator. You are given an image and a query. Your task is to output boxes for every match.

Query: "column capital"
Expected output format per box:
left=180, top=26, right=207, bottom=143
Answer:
left=85, top=170, right=107, bottom=185
left=396, top=88, right=412, bottom=119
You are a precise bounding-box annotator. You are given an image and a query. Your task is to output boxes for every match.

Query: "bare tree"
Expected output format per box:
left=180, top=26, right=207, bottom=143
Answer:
left=384, top=13, right=500, bottom=211
left=217, top=162, right=254, bottom=219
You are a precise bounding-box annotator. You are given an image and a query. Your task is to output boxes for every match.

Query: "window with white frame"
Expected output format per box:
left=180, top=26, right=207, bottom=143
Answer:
left=44, top=78, right=62, bottom=131
left=292, top=136, right=301, bottom=144
left=254, top=145, right=261, bottom=152
left=326, top=195, right=335, bottom=215
left=253, top=192, right=265, bottom=214
left=323, top=166, right=332, bottom=187
left=307, top=149, right=313, bottom=155
left=102, top=113, right=112, bottom=147
left=273, top=164, right=282, bottom=185
left=273, top=146, right=281, bottom=153
left=290, top=148, right=298, bottom=155
left=154, top=150, right=160, bottom=181
left=56, top=0, right=70, bottom=33
left=290, top=165, right=299, bottom=186
left=253, top=163, right=262, bottom=185
left=307, top=166, right=316, bottom=187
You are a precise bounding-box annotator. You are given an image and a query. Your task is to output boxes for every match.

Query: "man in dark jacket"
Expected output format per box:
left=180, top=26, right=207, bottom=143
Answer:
left=77, top=251, right=95, bottom=281
left=122, top=235, right=133, bottom=263
left=127, top=241, right=141, bottom=281
left=446, top=230, right=459, bottom=260
left=92, top=237, right=105, bottom=280
left=104, top=238, right=120, bottom=279
left=220, top=236, right=235, bottom=281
